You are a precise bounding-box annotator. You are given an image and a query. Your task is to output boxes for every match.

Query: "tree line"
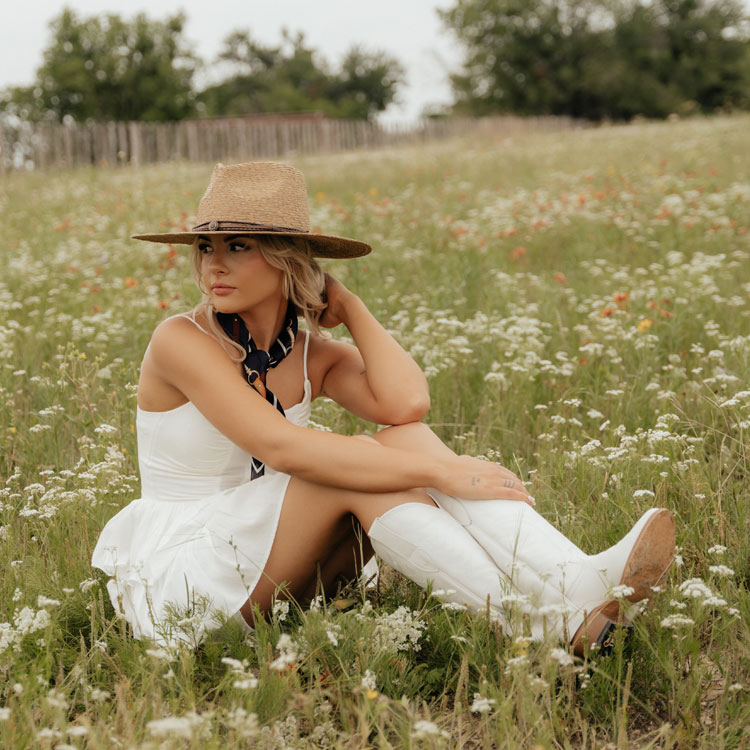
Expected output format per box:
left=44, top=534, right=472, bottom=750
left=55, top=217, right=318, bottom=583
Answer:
left=2, top=1, right=749, bottom=125
left=439, top=0, right=750, bottom=120
left=0, top=9, right=404, bottom=123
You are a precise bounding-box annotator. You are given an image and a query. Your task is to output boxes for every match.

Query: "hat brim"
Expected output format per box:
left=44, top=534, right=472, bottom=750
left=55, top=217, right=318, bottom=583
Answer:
left=131, top=230, right=371, bottom=259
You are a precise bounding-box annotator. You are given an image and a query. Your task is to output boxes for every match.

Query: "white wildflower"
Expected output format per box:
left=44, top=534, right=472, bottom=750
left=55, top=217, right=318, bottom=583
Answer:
left=37, top=728, right=63, bottom=740
left=79, top=578, right=98, bottom=593
left=610, top=584, right=636, bottom=598
left=93, top=423, right=118, bottom=436
left=0, top=707, right=10, bottom=720
left=549, top=647, right=575, bottom=667
left=708, top=565, right=734, bottom=577
left=36, top=595, right=61, bottom=608
left=411, top=719, right=449, bottom=739
left=360, top=670, right=377, bottom=691
left=271, top=599, right=289, bottom=621
left=326, top=623, right=341, bottom=647
left=269, top=633, right=299, bottom=671
left=46, top=689, right=68, bottom=710
left=633, top=489, right=655, bottom=499
left=14, top=606, right=50, bottom=635
left=679, top=578, right=716, bottom=600
left=221, top=657, right=246, bottom=673
left=727, top=683, right=743, bottom=693
left=233, top=677, right=259, bottom=689
left=373, top=606, right=425, bottom=653
left=146, top=716, right=195, bottom=739
left=661, top=614, right=695, bottom=629
left=470, top=693, right=496, bottom=714
left=225, top=707, right=258, bottom=738
left=707, top=545, right=727, bottom=555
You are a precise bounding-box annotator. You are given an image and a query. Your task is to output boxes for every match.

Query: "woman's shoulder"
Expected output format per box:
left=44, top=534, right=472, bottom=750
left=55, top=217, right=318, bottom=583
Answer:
left=147, top=310, right=226, bottom=364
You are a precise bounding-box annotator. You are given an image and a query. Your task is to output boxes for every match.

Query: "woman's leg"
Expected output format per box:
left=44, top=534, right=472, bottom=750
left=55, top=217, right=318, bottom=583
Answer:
left=368, top=422, right=674, bottom=649
left=239, top=475, right=433, bottom=625
left=296, top=513, right=373, bottom=604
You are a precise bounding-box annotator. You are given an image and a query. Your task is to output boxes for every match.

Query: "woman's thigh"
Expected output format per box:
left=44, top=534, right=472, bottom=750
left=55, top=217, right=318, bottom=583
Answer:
left=241, top=473, right=434, bottom=623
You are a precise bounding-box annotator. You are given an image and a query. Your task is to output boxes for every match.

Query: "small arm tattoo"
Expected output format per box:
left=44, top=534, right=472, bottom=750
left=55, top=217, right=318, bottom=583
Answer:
left=471, top=476, right=480, bottom=485
left=360, top=369, right=367, bottom=375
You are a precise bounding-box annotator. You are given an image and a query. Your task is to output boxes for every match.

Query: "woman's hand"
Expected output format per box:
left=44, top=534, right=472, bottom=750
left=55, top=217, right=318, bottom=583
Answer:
left=319, top=273, right=357, bottom=329
left=437, top=455, right=535, bottom=506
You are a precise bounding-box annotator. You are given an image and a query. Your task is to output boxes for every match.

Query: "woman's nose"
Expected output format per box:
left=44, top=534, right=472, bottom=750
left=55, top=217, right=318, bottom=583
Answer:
left=207, top=248, right=227, bottom=271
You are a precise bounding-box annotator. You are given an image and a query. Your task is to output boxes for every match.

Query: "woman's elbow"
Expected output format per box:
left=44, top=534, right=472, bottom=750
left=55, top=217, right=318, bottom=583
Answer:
left=385, top=393, right=431, bottom=425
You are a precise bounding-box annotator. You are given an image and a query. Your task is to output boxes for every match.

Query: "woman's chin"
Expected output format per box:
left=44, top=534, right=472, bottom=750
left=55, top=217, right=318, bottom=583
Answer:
left=210, top=298, right=239, bottom=314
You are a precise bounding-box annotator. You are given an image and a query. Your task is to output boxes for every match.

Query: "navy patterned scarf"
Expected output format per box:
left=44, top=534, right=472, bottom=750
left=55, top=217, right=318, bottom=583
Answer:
left=217, top=300, right=298, bottom=479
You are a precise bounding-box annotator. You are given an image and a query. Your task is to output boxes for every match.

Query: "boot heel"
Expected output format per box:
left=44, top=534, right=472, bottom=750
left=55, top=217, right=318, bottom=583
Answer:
left=571, top=602, right=623, bottom=657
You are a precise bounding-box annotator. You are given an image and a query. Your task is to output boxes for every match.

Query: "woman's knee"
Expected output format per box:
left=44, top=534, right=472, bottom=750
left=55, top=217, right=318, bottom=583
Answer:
left=375, top=421, right=434, bottom=444
left=351, top=434, right=381, bottom=446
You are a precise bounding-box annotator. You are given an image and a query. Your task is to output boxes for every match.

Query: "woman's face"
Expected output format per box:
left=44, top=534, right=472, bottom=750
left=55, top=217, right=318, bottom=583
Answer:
left=197, top=234, right=285, bottom=314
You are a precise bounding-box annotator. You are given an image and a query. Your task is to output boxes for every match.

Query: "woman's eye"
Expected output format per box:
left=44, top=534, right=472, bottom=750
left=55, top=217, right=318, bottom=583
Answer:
left=198, top=243, right=212, bottom=254
left=229, top=242, right=250, bottom=252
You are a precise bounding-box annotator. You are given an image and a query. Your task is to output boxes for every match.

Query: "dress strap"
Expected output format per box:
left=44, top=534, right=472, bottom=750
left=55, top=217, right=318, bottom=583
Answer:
left=302, top=330, right=311, bottom=383
left=175, top=312, right=211, bottom=336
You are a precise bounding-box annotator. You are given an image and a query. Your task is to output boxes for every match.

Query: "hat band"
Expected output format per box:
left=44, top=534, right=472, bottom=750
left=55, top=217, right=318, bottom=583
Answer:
left=192, top=220, right=308, bottom=234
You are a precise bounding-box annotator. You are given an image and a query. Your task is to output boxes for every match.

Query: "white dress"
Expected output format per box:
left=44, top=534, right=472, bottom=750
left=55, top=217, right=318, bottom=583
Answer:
left=92, top=329, right=313, bottom=646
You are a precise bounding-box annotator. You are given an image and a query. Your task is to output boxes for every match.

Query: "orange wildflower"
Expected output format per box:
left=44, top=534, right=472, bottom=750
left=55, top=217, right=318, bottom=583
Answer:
left=124, top=277, right=139, bottom=288
left=600, top=308, right=614, bottom=317
left=553, top=272, right=566, bottom=284
left=509, top=246, right=527, bottom=260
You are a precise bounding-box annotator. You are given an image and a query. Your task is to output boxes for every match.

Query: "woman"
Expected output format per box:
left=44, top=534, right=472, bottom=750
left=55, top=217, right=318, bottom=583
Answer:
left=92, top=162, right=675, bottom=653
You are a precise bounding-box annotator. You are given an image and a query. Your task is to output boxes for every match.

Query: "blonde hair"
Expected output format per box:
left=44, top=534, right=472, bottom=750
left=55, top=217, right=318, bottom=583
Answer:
left=190, top=235, right=327, bottom=362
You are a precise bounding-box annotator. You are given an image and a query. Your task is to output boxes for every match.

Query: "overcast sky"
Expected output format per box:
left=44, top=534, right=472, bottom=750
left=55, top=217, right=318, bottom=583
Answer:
left=0, top=0, right=464, bottom=123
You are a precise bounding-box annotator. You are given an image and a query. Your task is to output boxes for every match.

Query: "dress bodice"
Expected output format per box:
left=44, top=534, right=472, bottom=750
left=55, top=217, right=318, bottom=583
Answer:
left=136, top=329, right=312, bottom=502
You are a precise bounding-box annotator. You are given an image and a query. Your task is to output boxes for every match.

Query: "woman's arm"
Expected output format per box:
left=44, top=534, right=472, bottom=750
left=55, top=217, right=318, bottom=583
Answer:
left=146, top=317, right=530, bottom=503
left=318, top=275, right=430, bottom=425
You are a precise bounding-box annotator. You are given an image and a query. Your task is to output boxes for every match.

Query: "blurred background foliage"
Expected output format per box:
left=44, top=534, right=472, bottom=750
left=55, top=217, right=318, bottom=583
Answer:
left=0, top=0, right=749, bottom=124
left=439, top=0, right=750, bottom=119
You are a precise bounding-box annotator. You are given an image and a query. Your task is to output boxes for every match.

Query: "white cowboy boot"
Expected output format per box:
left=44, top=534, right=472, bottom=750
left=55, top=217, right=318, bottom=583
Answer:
left=427, top=490, right=675, bottom=651
left=367, top=503, right=512, bottom=619
left=588, top=507, right=676, bottom=601
left=367, top=502, right=584, bottom=638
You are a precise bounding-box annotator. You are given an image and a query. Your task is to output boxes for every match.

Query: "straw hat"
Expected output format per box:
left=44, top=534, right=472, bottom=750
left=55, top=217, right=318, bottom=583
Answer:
left=132, top=161, right=371, bottom=259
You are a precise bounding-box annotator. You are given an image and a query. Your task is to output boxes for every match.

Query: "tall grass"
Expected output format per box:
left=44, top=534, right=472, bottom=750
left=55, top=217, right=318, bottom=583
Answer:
left=1, top=115, right=748, bottom=748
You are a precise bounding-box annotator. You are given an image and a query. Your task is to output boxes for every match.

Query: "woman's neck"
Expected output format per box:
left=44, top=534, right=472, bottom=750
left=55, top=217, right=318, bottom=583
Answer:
left=237, top=295, right=289, bottom=350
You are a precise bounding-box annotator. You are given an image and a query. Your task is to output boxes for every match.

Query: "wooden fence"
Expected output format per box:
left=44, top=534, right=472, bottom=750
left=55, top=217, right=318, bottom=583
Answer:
left=0, top=113, right=581, bottom=173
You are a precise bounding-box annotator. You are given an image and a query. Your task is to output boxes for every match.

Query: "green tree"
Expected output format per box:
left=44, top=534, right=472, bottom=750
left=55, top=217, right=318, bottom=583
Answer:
left=440, top=0, right=750, bottom=119
left=439, top=0, right=613, bottom=116
left=1, top=8, right=198, bottom=122
left=197, top=30, right=404, bottom=120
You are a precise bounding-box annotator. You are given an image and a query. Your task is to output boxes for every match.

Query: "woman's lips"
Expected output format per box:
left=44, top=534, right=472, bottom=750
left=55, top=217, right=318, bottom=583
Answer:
left=211, top=285, right=235, bottom=295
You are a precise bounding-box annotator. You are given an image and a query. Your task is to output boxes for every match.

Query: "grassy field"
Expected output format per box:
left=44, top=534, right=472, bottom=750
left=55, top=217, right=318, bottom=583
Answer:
left=1, top=115, right=749, bottom=748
